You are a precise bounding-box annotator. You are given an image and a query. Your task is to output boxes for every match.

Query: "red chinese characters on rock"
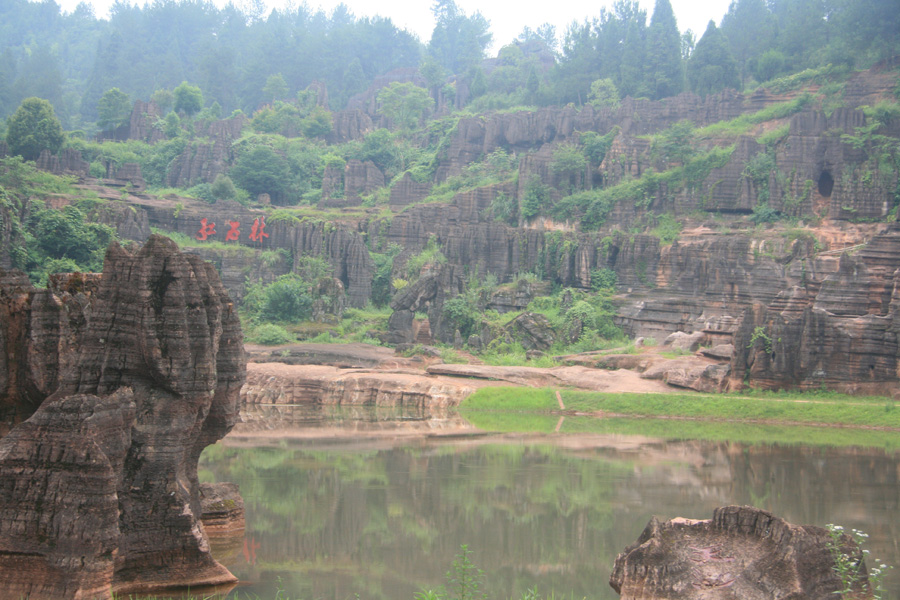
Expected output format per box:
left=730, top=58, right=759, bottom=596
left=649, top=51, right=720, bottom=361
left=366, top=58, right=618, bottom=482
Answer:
left=225, top=221, right=240, bottom=241
left=249, top=216, right=269, bottom=242
left=196, top=216, right=267, bottom=243
left=196, top=218, right=216, bottom=241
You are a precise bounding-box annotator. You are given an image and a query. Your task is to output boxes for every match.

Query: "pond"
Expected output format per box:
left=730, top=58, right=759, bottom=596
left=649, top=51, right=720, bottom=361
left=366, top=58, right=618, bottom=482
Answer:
left=199, top=405, right=900, bottom=600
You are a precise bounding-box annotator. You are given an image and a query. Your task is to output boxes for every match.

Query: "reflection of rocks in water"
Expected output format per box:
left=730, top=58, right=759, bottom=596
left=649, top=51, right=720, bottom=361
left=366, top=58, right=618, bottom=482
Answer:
left=200, top=429, right=900, bottom=600
left=610, top=505, right=864, bottom=600
left=229, top=404, right=478, bottom=442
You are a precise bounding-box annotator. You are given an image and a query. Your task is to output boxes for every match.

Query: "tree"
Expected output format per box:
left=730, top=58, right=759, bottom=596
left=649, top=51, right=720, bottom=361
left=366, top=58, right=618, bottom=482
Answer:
left=6, top=97, right=64, bottom=161
left=376, top=82, right=434, bottom=130
left=210, top=173, right=237, bottom=200
left=755, top=49, right=785, bottom=82
left=260, top=274, right=312, bottom=322
left=173, top=81, right=203, bottom=117
left=301, top=105, right=333, bottom=138
left=229, top=145, right=291, bottom=201
left=589, top=78, right=620, bottom=109
left=526, top=66, right=540, bottom=101
left=427, top=0, right=492, bottom=75
left=30, top=205, right=115, bottom=268
left=518, top=23, right=558, bottom=55
left=262, top=73, right=289, bottom=103
left=162, top=111, right=181, bottom=137
left=687, top=21, right=740, bottom=97
left=619, top=10, right=648, bottom=98
left=97, top=87, right=131, bottom=131
left=720, top=0, right=775, bottom=86
left=150, top=88, right=174, bottom=114
left=521, top=174, right=550, bottom=219
left=645, top=0, right=683, bottom=100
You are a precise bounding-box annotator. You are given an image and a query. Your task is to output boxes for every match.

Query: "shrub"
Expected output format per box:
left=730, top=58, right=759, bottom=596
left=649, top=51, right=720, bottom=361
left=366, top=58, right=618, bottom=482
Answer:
left=250, top=323, right=294, bottom=345
left=260, top=274, right=313, bottom=322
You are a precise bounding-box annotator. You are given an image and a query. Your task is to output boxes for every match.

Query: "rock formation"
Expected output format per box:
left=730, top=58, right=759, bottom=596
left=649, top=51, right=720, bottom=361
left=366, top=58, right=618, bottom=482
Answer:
left=321, top=159, right=385, bottom=207
left=610, top=505, right=870, bottom=600
left=35, top=148, right=90, bottom=177
left=730, top=224, right=900, bottom=394
left=0, top=235, right=246, bottom=598
left=166, top=114, right=247, bottom=189
left=0, top=271, right=99, bottom=427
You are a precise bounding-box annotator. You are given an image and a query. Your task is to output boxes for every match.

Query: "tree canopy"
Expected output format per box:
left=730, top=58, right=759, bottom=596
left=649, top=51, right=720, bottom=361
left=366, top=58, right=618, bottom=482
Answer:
left=6, top=97, right=64, bottom=160
left=377, top=82, right=434, bottom=130
left=427, top=0, right=492, bottom=75
left=173, top=81, right=203, bottom=116
left=96, top=88, right=131, bottom=131
left=687, top=21, right=740, bottom=97
left=646, top=0, right=683, bottom=100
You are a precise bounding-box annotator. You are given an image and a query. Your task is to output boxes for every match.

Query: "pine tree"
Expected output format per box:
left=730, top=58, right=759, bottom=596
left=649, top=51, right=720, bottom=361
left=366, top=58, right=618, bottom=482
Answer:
left=618, top=14, right=647, bottom=98
left=720, top=0, right=775, bottom=86
left=645, top=0, right=683, bottom=100
left=687, top=21, right=740, bottom=97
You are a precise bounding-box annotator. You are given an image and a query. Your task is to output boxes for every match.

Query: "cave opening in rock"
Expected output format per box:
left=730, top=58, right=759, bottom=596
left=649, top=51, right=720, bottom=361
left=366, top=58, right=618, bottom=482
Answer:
left=818, top=170, right=834, bottom=197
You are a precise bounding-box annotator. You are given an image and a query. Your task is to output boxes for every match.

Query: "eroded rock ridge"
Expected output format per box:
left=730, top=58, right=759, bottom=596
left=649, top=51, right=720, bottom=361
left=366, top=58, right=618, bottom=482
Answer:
left=0, top=235, right=246, bottom=598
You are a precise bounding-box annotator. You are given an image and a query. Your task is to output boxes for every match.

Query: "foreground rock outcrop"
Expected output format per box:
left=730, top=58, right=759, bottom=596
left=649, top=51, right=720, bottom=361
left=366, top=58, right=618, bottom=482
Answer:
left=0, top=235, right=246, bottom=598
left=610, top=505, right=870, bottom=600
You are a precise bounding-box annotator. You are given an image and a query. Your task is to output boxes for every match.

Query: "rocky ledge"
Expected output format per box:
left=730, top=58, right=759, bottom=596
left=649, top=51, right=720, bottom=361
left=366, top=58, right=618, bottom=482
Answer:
left=0, top=235, right=246, bottom=599
left=610, top=505, right=871, bottom=600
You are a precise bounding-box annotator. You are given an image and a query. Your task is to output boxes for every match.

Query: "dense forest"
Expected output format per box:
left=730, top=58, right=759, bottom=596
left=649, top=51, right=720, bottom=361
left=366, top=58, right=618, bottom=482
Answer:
left=1, top=0, right=898, bottom=129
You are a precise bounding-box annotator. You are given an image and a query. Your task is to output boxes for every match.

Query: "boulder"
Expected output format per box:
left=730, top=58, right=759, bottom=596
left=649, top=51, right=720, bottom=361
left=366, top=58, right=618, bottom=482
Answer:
left=610, top=505, right=869, bottom=600
left=200, top=482, right=245, bottom=536
left=701, top=344, right=735, bottom=361
left=663, top=331, right=706, bottom=352
left=507, top=312, right=556, bottom=351
left=0, top=235, right=246, bottom=598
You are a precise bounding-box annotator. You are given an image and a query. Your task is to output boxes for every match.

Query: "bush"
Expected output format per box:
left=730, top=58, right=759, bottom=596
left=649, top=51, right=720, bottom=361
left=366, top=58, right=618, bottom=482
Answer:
left=521, top=174, right=550, bottom=219
left=590, top=268, right=617, bottom=291
left=210, top=174, right=237, bottom=201
left=442, top=296, right=479, bottom=340
left=260, top=274, right=313, bottom=322
left=250, top=323, right=294, bottom=345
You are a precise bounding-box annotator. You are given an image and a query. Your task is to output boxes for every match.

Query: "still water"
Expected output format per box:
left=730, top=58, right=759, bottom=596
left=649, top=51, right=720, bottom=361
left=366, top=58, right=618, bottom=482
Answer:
left=199, top=405, right=900, bottom=600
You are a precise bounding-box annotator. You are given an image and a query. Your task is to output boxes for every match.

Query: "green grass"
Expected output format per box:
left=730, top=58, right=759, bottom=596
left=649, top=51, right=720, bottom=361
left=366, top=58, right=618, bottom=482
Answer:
left=696, top=93, right=813, bottom=139
left=462, top=387, right=900, bottom=430
left=149, top=227, right=259, bottom=256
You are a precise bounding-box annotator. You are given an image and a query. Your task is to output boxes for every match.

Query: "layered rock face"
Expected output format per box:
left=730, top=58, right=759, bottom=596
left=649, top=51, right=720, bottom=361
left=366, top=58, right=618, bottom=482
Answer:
left=730, top=224, right=900, bottom=393
left=610, top=505, right=868, bottom=600
left=0, top=235, right=246, bottom=598
left=0, top=271, right=99, bottom=427
left=166, top=114, right=247, bottom=189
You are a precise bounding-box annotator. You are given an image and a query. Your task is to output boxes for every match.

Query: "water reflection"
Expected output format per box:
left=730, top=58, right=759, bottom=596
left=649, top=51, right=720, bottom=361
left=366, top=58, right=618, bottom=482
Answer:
left=199, top=406, right=900, bottom=600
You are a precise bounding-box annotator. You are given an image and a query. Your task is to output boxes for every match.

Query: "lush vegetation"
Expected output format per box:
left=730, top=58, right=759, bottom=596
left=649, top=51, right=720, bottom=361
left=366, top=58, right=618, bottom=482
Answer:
left=0, top=156, right=115, bottom=281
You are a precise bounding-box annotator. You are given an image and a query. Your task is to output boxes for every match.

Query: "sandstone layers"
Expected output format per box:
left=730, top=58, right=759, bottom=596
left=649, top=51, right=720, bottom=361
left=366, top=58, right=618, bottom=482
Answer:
left=0, top=235, right=246, bottom=599
left=610, top=505, right=870, bottom=600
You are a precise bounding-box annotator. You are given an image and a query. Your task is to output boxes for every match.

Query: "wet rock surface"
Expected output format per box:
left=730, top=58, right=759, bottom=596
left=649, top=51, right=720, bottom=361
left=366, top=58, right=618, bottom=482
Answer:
left=610, top=505, right=868, bottom=600
left=0, top=235, right=246, bottom=598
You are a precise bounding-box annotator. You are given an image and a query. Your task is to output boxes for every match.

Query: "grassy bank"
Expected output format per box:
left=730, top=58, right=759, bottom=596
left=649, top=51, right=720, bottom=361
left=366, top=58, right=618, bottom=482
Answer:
left=461, top=387, right=900, bottom=439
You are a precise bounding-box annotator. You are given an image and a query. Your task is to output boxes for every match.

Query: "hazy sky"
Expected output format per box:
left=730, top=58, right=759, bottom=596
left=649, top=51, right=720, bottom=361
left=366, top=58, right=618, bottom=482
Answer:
left=54, top=0, right=732, bottom=52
